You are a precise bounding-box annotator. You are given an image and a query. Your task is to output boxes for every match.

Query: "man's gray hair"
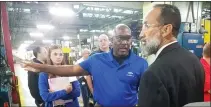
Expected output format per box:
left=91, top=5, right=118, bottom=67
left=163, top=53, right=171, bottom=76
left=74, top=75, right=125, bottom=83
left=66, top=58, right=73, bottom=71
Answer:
left=82, top=48, right=91, bottom=54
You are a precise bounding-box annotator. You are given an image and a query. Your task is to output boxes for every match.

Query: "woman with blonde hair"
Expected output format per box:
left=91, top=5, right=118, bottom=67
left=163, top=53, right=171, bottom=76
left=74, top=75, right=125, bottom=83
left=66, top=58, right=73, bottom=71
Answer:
left=38, top=45, right=80, bottom=107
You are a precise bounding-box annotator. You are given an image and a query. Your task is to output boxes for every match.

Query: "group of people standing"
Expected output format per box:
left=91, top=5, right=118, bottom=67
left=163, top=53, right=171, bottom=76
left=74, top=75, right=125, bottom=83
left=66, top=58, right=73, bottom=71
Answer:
left=24, top=4, right=210, bottom=107
left=28, top=45, right=81, bottom=107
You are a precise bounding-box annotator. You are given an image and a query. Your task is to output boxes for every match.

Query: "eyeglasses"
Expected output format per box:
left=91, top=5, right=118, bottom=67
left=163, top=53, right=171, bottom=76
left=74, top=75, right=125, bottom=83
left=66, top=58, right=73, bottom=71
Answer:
left=114, top=35, right=132, bottom=43
left=142, top=23, right=162, bottom=30
left=142, top=21, right=177, bottom=31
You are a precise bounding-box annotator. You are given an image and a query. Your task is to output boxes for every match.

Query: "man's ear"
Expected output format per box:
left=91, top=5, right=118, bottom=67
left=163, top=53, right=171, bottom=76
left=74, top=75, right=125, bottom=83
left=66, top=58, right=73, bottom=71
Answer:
left=110, top=37, right=114, bottom=43
left=161, top=24, right=173, bottom=38
left=110, top=37, right=114, bottom=48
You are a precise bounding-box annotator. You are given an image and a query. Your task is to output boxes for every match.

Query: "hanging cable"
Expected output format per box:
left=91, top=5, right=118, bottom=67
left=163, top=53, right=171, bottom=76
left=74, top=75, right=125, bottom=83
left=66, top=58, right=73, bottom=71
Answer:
left=191, top=2, right=195, bottom=23
left=196, top=2, right=200, bottom=32
left=186, top=2, right=191, bottom=22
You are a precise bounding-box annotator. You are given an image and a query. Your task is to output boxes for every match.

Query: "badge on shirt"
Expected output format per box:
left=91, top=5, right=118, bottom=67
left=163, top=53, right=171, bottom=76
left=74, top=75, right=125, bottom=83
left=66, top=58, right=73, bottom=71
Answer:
left=126, top=72, right=134, bottom=77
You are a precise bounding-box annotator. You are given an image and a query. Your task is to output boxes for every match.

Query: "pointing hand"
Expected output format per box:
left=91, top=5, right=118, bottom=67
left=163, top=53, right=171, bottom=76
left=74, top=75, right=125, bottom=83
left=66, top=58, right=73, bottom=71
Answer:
left=21, top=61, right=40, bottom=72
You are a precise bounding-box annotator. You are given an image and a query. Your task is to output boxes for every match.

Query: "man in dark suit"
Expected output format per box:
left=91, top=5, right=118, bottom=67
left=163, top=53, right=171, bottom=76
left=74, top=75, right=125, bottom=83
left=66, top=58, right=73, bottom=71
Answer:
left=138, top=4, right=204, bottom=107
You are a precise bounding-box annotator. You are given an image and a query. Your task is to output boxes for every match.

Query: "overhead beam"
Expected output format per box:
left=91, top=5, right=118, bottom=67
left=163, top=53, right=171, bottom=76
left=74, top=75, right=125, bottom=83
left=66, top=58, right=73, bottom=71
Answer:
left=99, top=12, right=142, bottom=29
left=13, top=32, right=99, bottom=42
left=11, top=2, right=48, bottom=11
left=8, top=12, right=116, bottom=24
left=10, top=23, right=91, bottom=28
left=80, top=2, right=143, bottom=9
left=9, top=3, right=141, bottom=18
left=12, top=2, right=143, bottom=10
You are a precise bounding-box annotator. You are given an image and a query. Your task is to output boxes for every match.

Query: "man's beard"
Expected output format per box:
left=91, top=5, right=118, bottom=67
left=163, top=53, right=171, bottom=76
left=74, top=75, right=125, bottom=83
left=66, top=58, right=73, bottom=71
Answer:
left=140, top=35, right=161, bottom=56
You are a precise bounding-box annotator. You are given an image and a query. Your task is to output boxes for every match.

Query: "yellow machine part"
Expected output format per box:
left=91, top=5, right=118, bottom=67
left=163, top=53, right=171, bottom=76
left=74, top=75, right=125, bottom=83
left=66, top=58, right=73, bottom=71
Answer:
left=62, top=47, right=71, bottom=53
left=202, top=19, right=210, bottom=43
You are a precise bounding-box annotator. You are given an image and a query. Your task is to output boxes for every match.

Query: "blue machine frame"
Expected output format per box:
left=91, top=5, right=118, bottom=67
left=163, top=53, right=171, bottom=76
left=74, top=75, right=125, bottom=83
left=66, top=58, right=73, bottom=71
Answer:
left=177, top=22, right=204, bottom=58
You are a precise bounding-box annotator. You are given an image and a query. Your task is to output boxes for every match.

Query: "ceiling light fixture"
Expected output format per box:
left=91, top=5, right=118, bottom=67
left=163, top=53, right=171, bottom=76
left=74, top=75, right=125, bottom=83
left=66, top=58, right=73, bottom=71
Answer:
left=36, top=24, right=55, bottom=30
left=63, top=36, right=70, bottom=40
left=49, top=7, right=75, bottom=17
left=80, top=29, right=88, bottom=32
left=29, top=32, right=44, bottom=37
left=24, top=40, right=34, bottom=44
left=73, top=5, right=79, bottom=9
left=42, top=40, right=53, bottom=44
left=23, top=9, right=31, bottom=13
left=122, top=10, right=133, bottom=14
left=83, top=4, right=106, bottom=8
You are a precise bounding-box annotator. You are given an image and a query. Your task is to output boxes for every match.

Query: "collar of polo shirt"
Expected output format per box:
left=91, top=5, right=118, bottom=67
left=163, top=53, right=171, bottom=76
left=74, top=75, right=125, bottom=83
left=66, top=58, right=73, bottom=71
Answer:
left=108, top=49, right=134, bottom=64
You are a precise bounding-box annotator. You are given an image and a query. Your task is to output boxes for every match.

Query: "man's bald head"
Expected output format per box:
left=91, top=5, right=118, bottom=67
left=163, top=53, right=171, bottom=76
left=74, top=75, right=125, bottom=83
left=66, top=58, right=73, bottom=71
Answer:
left=113, top=24, right=131, bottom=36
left=98, top=34, right=109, bottom=42
left=81, top=48, right=91, bottom=59
left=203, top=42, right=210, bottom=58
left=112, top=24, right=132, bottom=58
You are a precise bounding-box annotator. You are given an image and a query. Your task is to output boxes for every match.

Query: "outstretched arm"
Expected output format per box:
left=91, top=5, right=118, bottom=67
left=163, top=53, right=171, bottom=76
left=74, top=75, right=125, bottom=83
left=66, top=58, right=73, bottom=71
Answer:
left=23, top=63, right=88, bottom=77
left=23, top=55, right=94, bottom=77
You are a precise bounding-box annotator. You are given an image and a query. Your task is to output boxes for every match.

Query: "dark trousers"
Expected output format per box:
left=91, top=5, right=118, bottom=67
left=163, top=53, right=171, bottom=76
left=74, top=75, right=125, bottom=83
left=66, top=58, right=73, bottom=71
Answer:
left=54, top=105, right=65, bottom=107
left=35, top=100, right=44, bottom=107
left=78, top=77, right=90, bottom=107
left=0, top=92, right=9, bottom=107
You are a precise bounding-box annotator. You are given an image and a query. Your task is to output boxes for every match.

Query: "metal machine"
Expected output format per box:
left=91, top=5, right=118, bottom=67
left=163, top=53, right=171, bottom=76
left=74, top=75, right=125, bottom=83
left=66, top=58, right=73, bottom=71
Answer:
left=177, top=22, right=205, bottom=58
left=0, top=47, right=13, bottom=107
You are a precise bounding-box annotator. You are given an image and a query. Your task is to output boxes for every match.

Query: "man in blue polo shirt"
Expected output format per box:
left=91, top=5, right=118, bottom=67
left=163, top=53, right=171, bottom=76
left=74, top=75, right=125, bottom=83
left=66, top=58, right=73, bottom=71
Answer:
left=22, top=24, right=148, bottom=106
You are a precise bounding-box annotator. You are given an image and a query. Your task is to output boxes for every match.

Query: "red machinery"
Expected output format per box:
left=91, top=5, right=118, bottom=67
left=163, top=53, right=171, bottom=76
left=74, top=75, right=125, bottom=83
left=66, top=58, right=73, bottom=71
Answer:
left=1, top=2, right=21, bottom=106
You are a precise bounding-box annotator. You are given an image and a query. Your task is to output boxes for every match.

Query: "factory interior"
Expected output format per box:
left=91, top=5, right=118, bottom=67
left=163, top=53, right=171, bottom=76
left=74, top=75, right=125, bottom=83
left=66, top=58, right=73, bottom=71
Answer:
left=0, top=1, right=210, bottom=107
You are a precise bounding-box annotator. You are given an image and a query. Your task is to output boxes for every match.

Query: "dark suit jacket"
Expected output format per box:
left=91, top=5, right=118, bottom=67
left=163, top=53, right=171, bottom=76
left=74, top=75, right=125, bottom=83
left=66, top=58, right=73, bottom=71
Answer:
left=138, top=42, right=204, bottom=107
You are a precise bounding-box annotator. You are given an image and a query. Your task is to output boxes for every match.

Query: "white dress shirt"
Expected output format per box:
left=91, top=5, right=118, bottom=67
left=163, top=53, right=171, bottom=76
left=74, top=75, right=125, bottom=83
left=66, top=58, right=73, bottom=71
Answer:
left=75, top=57, right=85, bottom=65
left=155, top=41, right=178, bottom=60
left=146, top=54, right=156, bottom=66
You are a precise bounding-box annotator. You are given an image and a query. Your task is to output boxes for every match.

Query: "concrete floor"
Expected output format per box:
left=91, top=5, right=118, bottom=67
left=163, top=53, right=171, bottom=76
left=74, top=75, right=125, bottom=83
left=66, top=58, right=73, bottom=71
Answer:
left=14, top=64, right=36, bottom=106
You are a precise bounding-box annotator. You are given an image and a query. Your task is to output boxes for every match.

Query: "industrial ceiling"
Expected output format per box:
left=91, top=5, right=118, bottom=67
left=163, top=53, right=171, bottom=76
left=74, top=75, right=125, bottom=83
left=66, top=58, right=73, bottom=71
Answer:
left=6, top=1, right=210, bottom=49
left=7, top=2, right=143, bottom=49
